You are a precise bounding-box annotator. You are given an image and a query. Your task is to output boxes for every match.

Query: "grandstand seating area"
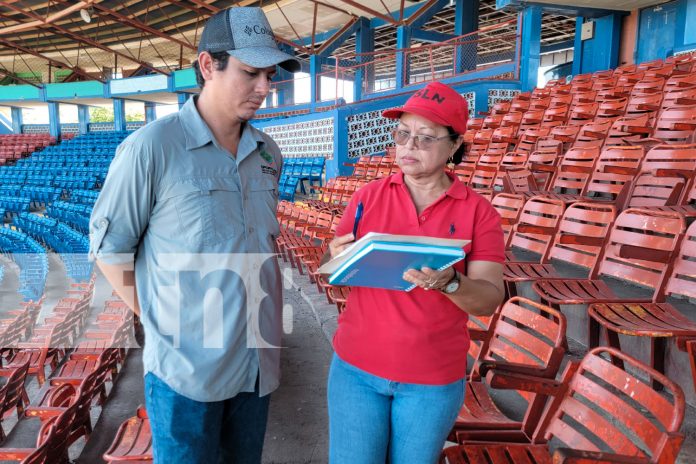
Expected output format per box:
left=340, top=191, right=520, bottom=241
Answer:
left=0, top=50, right=695, bottom=464
left=0, top=130, right=138, bottom=462
left=0, top=131, right=128, bottom=300
left=270, top=53, right=696, bottom=463
left=0, top=134, right=60, bottom=166
left=2, top=0, right=696, bottom=461
left=279, top=156, right=326, bottom=201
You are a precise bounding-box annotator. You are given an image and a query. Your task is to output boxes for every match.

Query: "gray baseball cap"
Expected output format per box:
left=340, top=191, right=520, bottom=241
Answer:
left=198, top=7, right=301, bottom=73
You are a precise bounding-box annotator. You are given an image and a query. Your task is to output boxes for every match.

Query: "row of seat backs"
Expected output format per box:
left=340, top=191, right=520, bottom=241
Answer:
left=495, top=194, right=696, bottom=302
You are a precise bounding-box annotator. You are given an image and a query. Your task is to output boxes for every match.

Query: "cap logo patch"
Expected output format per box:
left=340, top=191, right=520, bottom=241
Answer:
left=244, top=24, right=276, bottom=39
left=413, top=88, right=445, bottom=104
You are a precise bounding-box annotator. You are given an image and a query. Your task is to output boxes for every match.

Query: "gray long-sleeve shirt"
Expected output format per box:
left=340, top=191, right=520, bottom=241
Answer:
left=89, top=96, right=283, bottom=401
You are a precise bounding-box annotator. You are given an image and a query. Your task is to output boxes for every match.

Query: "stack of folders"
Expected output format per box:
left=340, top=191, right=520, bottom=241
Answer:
left=318, top=232, right=469, bottom=291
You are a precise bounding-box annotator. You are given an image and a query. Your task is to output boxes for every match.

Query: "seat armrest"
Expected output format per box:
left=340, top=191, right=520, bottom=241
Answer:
left=516, top=224, right=556, bottom=236
left=602, top=165, right=638, bottom=176
left=482, top=366, right=563, bottom=396
left=618, top=245, right=672, bottom=263
left=558, top=234, right=605, bottom=247
left=654, top=168, right=693, bottom=179
left=553, top=448, right=653, bottom=463
left=478, top=360, right=558, bottom=379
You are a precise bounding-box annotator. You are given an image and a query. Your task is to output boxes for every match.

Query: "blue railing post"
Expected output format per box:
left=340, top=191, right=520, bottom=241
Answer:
left=395, top=25, right=412, bottom=89
left=11, top=107, right=22, bottom=134
left=455, top=0, right=480, bottom=73
left=145, top=102, right=157, bottom=124
left=354, top=17, right=373, bottom=102
left=113, top=98, right=126, bottom=132
left=48, top=102, right=61, bottom=139
left=78, top=105, right=90, bottom=135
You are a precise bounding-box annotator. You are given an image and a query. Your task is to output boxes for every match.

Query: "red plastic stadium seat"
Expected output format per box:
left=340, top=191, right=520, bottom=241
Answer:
left=441, top=348, right=686, bottom=464
left=451, top=297, right=566, bottom=444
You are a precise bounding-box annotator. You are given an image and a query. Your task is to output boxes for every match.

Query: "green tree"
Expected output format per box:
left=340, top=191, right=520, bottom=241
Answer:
left=126, top=112, right=144, bottom=122
left=89, top=107, right=114, bottom=122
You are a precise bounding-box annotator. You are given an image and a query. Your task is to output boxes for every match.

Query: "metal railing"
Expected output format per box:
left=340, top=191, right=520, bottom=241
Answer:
left=266, top=18, right=520, bottom=110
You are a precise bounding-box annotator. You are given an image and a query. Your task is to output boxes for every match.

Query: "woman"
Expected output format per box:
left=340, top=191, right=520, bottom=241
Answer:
left=324, top=81, right=506, bottom=464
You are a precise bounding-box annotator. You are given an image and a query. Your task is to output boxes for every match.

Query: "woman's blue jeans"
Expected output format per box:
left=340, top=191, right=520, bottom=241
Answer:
left=328, top=353, right=464, bottom=464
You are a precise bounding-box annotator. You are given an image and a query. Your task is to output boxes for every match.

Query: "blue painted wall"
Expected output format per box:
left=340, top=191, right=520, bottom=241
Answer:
left=684, top=0, right=696, bottom=44
left=635, top=0, right=696, bottom=63
left=574, top=13, right=623, bottom=74
left=637, top=1, right=678, bottom=62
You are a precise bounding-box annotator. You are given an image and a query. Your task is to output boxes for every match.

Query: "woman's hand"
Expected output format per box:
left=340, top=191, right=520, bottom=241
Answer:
left=328, top=233, right=355, bottom=258
left=403, top=266, right=455, bottom=291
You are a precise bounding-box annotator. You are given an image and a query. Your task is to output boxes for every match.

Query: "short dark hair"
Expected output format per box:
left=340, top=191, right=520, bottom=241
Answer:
left=446, top=126, right=465, bottom=164
left=193, top=51, right=230, bottom=88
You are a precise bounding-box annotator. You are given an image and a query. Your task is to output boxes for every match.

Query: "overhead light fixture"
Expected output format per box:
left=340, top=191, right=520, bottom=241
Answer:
left=80, top=9, right=92, bottom=23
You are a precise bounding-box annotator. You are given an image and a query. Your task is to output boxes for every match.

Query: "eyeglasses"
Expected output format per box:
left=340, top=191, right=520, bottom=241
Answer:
left=392, top=129, right=454, bottom=149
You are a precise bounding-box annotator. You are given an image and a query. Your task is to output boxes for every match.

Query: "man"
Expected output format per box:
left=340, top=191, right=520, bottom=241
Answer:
left=89, top=7, right=299, bottom=463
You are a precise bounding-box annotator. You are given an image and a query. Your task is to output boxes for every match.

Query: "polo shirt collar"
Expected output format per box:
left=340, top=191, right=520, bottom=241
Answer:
left=180, top=96, right=265, bottom=156
left=389, top=171, right=468, bottom=200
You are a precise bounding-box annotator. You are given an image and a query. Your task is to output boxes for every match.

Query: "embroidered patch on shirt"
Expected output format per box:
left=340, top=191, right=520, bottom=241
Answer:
left=261, top=165, right=278, bottom=176
left=259, top=150, right=275, bottom=165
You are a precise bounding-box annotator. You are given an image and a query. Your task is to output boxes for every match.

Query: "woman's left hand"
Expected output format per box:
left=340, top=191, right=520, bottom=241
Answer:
left=403, top=266, right=455, bottom=291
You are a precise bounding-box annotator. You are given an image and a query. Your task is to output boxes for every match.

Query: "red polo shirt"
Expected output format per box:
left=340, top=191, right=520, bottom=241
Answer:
left=333, top=172, right=505, bottom=384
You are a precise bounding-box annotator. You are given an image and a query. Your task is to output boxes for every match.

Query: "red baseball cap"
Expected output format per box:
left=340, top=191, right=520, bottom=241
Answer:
left=382, top=82, right=469, bottom=135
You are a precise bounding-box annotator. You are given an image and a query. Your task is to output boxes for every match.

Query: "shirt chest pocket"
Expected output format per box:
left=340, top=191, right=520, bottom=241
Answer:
left=248, top=177, right=280, bottom=238
left=160, top=178, right=241, bottom=248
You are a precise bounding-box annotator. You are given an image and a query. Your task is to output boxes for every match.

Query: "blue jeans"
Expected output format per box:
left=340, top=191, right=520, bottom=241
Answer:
left=328, top=354, right=464, bottom=464
left=144, top=372, right=270, bottom=464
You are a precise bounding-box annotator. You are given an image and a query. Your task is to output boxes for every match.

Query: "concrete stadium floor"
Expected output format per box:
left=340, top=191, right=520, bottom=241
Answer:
left=0, top=255, right=695, bottom=463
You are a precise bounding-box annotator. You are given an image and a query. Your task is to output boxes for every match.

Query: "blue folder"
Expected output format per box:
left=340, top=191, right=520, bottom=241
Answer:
left=324, top=238, right=466, bottom=291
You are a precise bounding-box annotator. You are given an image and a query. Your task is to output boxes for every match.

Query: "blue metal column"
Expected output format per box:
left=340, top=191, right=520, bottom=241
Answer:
left=77, top=105, right=90, bottom=135
left=602, top=13, right=623, bottom=72
left=329, top=108, right=348, bottom=178
left=113, top=99, right=126, bottom=132
left=395, top=25, right=412, bottom=89
left=354, top=17, right=373, bottom=102
left=145, top=102, right=157, bottom=124
left=10, top=107, right=22, bottom=134
left=519, top=6, right=542, bottom=91
left=572, top=16, right=584, bottom=76
left=455, top=0, right=479, bottom=72
left=474, top=90, right=488, bottom=118
left=48, top=102, right=61, bottom=139
left=275, top=43, right=295, bottom=106
left=310, top=55, right=322, bottom=110
left=177, top=93, right=190, bottom=109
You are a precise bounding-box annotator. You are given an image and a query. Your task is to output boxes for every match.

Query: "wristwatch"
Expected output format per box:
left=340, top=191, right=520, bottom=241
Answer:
left=440, top=270, right=460, bottom=294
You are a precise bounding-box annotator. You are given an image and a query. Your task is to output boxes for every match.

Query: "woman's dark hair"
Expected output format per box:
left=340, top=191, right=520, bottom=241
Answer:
left=193, top=51, right=230, bottom=88
left=446, top=126, right=466, bottom=165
